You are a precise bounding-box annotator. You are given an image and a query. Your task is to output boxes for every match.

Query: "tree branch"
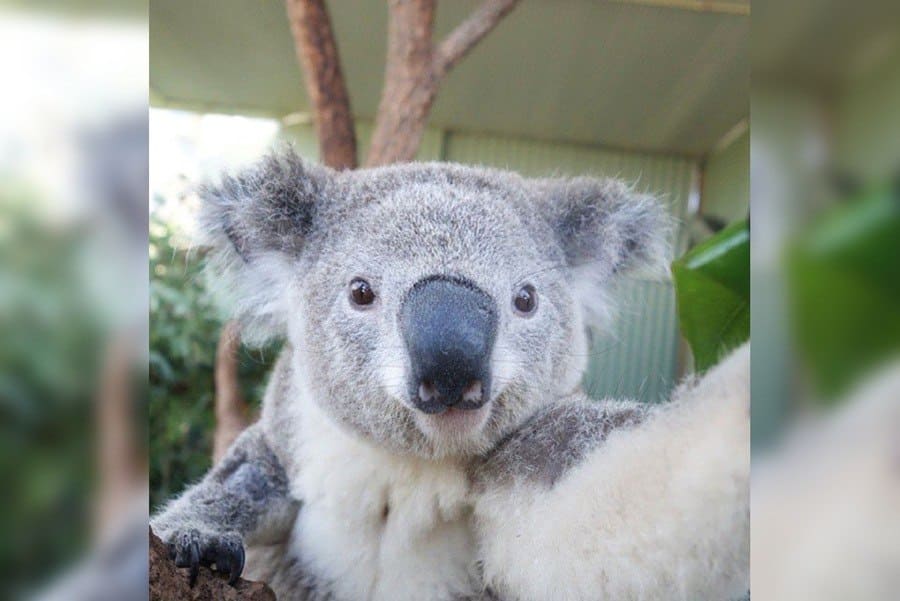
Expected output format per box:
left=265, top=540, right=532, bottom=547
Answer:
left=365, top=0, right=438, bottom=167
left=213, top=320, right=250, bottom=464
left=285, top=0, right=358, bottom=170
left=366, top=0, right=520, bottom=166
left=95, top=332, right=142, bottom=541
left=434, top=0, right=520, bottom=76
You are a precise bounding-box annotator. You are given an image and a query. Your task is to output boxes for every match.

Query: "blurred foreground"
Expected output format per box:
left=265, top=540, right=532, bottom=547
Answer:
left=751, top=0, right=900, bottom=598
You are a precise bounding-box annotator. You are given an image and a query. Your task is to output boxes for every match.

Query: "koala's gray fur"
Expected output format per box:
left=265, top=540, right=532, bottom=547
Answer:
left=152, top=426, right=295, bottom=543
left=468, top=397, right=649, bottom=491
left=152, top=149, right=749, bottom=600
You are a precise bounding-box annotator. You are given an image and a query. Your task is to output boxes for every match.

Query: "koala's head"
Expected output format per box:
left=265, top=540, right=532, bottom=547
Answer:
left=200, top=150, right=668, bottom=459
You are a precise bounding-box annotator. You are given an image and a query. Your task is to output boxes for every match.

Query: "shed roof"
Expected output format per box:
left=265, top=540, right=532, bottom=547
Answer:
left=150, top=0, right=749, bottom=157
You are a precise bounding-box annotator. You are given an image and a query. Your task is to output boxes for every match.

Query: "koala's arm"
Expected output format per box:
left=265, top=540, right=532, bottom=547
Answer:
left=150, top=423, right=300, bottom=584
left=471, top=343, right=750, bottom=601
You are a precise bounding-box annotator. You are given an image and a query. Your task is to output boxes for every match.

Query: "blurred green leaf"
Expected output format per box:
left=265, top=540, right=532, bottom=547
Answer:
left=787, top=185, right=900, bottom=402
left=672, top=219, right=750, bottom=372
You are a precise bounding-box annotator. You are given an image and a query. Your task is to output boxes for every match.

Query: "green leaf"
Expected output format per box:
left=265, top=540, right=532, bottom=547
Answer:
left=786, top=185, right=900, bottom=402
left=672, top=219, right=750, bottom=372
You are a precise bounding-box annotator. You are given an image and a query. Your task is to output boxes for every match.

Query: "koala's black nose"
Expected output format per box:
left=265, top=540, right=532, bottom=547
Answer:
left=400, top=276, right=497, bottom=414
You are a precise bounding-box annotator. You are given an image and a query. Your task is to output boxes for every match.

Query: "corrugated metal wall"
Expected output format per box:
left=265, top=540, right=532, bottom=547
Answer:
left=282, top=125, right=696, bottom=403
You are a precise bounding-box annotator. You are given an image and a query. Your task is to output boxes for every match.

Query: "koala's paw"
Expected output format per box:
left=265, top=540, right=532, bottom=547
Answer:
left=166, top=528, right=245, bottom=586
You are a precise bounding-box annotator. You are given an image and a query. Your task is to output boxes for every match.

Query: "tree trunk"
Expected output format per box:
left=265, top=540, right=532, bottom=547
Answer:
left=366, top=0, right=439, bottom=168
left=95, top=331, right=144, bottom=540
left=285, top=0, right=358, bottom=170
left=213, top=320, right=250, bottom=464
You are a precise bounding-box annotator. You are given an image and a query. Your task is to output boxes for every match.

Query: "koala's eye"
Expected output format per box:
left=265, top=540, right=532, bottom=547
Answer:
left=513, top=284, right=537, bottom=316
left=349, top=278, right=376, bottom=307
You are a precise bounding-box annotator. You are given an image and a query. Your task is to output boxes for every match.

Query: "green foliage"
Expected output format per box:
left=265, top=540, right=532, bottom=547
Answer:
left=149, top=216, right=280, bottom=510
left=786, top=185, right=900, bottom=402
left=672, top=219, right=750, bottom=372
left=0, top=200, right=100, bottom=592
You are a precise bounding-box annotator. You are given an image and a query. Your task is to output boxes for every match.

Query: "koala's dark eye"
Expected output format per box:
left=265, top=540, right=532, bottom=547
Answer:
left=513, top=284, right=537, bottom=316
left=349, top=278, right=376, bottom=307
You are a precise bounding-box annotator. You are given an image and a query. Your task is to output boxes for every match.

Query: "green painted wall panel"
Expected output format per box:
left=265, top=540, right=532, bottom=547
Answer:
left=834, top=50, right=900, bottom=183
left=582, top=279, right=679, bottom=403
left=703, top=129, right=749, bottom=224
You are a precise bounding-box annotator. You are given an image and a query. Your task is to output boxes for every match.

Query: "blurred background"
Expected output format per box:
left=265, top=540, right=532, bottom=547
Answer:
left=751, top=2, right=900, bottom=599
left=0, top=0, right=897, bottom=599
left=751, top=0, right=900, bottom=443
left=0, top=1, right=148, bottom=599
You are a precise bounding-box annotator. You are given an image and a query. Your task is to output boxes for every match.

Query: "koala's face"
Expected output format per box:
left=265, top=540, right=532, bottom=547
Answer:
left=201, top=153, right=667, bottom=458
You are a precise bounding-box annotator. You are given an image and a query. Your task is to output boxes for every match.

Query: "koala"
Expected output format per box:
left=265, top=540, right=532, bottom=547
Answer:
left=151, top=150, right=749, bottom=600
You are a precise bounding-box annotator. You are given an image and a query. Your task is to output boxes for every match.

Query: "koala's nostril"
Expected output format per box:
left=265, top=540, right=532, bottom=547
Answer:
left=417, top=378, right=484, bottom=411
left=418, top=380, right=437, bottom=403
left=462, top=380, right=482, bottom=404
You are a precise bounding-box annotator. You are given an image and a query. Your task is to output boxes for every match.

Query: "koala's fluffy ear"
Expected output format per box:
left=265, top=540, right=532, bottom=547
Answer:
left=197, top=150, right=330, bottom=343
left=537, top=177, right=671, bottom=324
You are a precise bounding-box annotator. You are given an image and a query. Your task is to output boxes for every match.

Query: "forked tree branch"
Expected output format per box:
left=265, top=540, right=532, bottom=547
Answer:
left=366, top=0, right=520, bottom=166
left=285, top=0, right=358, bottom=170
left=366, top=0, right=438, bottom=167
left=435, top=0, right=520, bottom=76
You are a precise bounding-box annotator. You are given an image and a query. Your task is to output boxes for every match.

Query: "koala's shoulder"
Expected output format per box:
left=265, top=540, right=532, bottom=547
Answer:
left=470, top=396, right=650, bottom=491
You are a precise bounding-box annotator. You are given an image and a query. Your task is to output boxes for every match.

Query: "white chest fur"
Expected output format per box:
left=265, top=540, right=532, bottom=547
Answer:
left=288, top=398, right=477, bottom=601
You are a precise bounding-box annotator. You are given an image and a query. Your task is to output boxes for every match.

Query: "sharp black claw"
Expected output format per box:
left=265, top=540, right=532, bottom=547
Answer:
left=215, top=555, right=229, bottom=577
left=188, top=540, right=200, bottom=587
left=229, top=545, right=245, bottom=585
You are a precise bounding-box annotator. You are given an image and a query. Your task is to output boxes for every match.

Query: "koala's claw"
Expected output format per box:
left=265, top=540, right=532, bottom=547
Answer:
left=168, top=529, right=245, bottom=586
left=210, top=538, right=245, bottom=585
